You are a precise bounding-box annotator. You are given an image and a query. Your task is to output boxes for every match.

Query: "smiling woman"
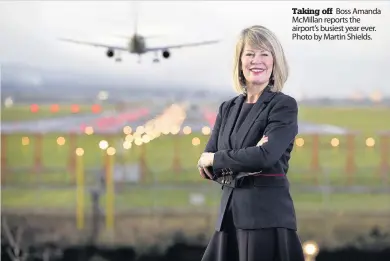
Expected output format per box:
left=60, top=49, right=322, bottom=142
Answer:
left=199, top=25, right=304, bottom=261
left=232, top=25, right=288, bottom=97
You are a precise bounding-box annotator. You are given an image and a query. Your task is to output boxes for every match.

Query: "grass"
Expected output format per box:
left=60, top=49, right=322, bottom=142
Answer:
left=1, top=105, right=390, bottom=211
left=2, top=187, right=389, bottom=212
left=298, top=106, right=390, bottom=134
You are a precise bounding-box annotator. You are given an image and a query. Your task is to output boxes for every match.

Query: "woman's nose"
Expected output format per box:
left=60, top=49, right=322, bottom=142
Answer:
left=251, top=54, right=264, bottom=63
left=251, top=58, right=263, bottom=64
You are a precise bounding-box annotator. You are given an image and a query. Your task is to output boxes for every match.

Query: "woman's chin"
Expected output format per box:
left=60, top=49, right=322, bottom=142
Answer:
left=247, top=79, right=269, bottom=86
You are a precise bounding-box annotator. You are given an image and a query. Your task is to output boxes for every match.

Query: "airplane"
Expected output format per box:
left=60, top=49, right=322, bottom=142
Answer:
left=58, top=4, right=220, bottom=64
left=58, top=34, right=220, bottom=63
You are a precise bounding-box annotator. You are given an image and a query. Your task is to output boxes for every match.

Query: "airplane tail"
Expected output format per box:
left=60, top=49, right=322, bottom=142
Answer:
left=132, top=1, right=138, bottom=35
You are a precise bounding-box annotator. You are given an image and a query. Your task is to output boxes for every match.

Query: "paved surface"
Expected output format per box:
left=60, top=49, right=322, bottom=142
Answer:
left=201, top=109, right=355, bottom=135
left=1, top=108, right=152, bottom=134
left=1, top=105, right=354, bottom=135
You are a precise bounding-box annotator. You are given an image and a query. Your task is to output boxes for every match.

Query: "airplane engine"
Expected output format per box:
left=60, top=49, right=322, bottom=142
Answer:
left=162, top=50, right=170, bottom=59
left=106, top=49, right=114, bottom=58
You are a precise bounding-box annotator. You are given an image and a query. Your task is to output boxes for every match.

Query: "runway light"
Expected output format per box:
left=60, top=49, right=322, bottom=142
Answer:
left=22, top=137, right=30, bottom=146
left=51, top=104, right=59, bottom=113
left=366, top=137, right=375, bottom=147
left=170, top=126, right=180, bottom=135
left=134, top=138, right=143, bottom=146
left=183, top=126, right=192, bottom=135
left=295, top=137, right=304, bottom=147
left=91, top=104, right=101, bottom=113
left=5, top=97, right=13, bottom=108
left=71, top=104, right=80, bottom=113
left=107, top=147, right=116, bottom=155
left=142, top=134, right=151, bottom=143
left=303, top=240, right=319, bottom=258
left=57, top=136, right=65, bottom=146
left=202, top=126, right=211, bottom=135
left=30, top=104, right=39, bottom=113
left=123, top=141, right=132, bottom=149
left=192, top=137, right=200, bottom=146
left=136, top=126, right=145, bottom=134
left=99, top=140, right=109, bottom=150
left=75, top=148, right=84, bottom=156
left=98, top=91, right=108, bottom=101
left=123, top=126, right=132, bottom=135
left=125, top=134, right=134, bottom=142
left=331, top=138, right=340, bottom=147
left=85, top=126, right=94, bottom=135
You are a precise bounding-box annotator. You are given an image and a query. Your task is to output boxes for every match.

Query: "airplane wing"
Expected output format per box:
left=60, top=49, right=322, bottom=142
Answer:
left=145, top=39, right=219, bottom=52
left=58, top=38, right=128, bottom=51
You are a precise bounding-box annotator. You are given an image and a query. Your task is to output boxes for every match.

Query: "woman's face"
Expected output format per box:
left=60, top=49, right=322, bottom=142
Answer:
left=240, top=43, right=274, bottom=87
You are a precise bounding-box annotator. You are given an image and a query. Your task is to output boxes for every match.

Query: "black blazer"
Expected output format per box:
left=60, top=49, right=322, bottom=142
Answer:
left=204, top=86, right=299, bottom=232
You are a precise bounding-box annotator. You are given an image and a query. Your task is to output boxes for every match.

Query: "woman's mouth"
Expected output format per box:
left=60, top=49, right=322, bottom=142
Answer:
left=250, top=68, right=265, bottom=74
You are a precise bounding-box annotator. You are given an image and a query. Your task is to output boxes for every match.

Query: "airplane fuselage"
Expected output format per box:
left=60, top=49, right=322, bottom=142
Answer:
left=129, top=34, right=146, bottom=54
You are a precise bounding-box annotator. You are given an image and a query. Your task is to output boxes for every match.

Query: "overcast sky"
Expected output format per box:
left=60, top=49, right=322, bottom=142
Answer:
left=0, top=1, right=389, bottom=98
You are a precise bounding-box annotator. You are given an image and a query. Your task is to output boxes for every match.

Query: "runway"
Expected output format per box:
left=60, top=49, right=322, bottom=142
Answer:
left=0, top=108, right=151, bottom=134
left=1, top=104, right=354, bottom=136
left=201, top=110, right=355, bottom=135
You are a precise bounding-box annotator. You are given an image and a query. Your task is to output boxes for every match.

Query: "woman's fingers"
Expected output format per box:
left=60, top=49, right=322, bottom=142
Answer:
left=257, top=135, right=269, bottom=146
left=198, top=167, right=206, bottom=179
left=203, top=167, right=214, bottom=179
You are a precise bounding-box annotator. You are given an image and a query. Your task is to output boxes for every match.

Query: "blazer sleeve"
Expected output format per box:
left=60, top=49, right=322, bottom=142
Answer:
left=213, top=95, right=298, bottom=172
left=204, top=101, right=225, bottom=153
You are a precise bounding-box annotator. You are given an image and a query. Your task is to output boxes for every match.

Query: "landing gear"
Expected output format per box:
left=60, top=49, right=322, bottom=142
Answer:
left=153, top=51, right=160, bottom=63
left=137, top=55, right=141, bottom=64
left=115, top=51, right=122, bottom=62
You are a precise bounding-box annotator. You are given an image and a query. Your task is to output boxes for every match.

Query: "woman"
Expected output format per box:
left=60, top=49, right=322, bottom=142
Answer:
left=197, top=25, right=305, bottom=261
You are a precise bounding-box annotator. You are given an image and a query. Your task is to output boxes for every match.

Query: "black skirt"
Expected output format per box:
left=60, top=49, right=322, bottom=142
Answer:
left=201, top=197, right=305, bottom=261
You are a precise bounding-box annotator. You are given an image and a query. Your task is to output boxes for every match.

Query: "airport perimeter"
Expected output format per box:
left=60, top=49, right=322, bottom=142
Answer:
left=1, top=103, right=390, bottom=251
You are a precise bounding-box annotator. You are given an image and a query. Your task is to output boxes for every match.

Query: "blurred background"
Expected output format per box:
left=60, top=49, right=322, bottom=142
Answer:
left=1, top=1, right=389, bottom=261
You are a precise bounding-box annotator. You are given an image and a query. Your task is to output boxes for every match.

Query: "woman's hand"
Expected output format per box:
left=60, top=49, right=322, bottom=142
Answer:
left=256, top=135, right=268, bottom=146
left=197, top=152, right=215, bottom=179
left=198, top=152, right=215, bottom=167
left=198, top=166, right=214, bottom=179
left=198, top=136, right=267, bottom=180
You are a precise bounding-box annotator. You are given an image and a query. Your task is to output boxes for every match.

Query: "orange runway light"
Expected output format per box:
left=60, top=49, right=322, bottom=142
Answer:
left=57, top=136, right=66, bottom=146
left=91, top=104, right=101, bottom=113
left=71, top=104, right=80, bottom=113
left=30, top=104, right=39, bottom=113
left=22, top=136, right=30, bottom=146
left=51, top=104, right=59, bottom=113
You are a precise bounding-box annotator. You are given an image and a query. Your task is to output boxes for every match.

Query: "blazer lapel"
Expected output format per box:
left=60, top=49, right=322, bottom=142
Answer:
left=236, top=87, right=276, bottom=148
left=222, top=94, right=245, bottom=149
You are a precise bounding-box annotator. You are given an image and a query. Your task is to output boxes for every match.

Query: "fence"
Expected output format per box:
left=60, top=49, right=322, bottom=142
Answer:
left=1, top=131, right=389, bottom=185
left=1, top=131, right=389, bottom=235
